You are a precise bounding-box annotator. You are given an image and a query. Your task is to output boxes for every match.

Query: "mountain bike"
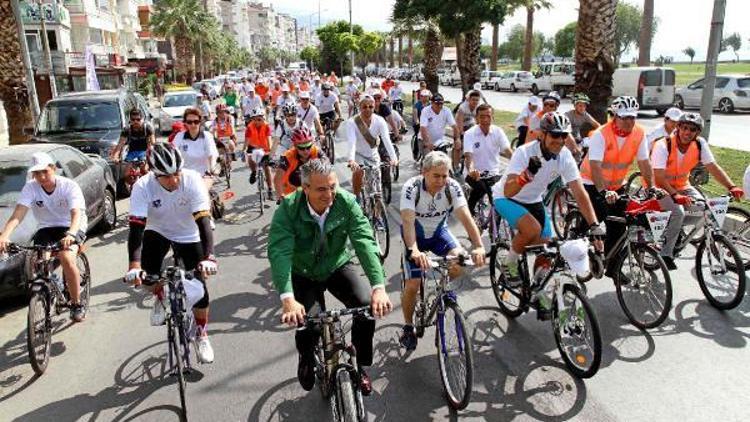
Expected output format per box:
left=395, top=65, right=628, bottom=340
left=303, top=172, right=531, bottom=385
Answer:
left=8, top=241, right=90, bottom=375
left=216, top=137, right=234, bottom=189
left=322, top=116, right=338, bottom=164
left=401, top=253, right=475, bottom=409
left=356, top=164, right=390, bottom=261
left=304, top=304, right=372, bottom=422
left=252, top=154, right=275, bottom=215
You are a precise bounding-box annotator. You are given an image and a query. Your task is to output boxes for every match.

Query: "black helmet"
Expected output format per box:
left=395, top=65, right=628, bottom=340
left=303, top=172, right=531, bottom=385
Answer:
left=431, top=93, right=445, bottom=103
left=149, top=142, right=184, bottom=176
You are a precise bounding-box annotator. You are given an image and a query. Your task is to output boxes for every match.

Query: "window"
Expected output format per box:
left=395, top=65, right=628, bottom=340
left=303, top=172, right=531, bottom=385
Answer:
left=38, top=100, right=121, bottom=133
left=715, top=78, right=730, bottom=89
left=46, top=30, right=58, bottom=51
left=642, top=70, right=662, bottom=86
left=89, top=28, right=103, bottom=45
left=737, top=78, right=750, bottom=89
left=25, top=33, right=41, bottom=53
left=688, top=79, right=704, bottom=90
left=664, top=69, right=675, bottom=86
left=52, top=148, right=89, bottom=178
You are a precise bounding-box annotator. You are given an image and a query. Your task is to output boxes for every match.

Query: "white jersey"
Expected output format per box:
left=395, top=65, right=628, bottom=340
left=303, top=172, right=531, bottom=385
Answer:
left=419, top=105, right=455, bottom=145
left=646, top=124, right=670, bottom=151
left=129, top=170, right=210, bottom=243
left=172, top=130, right=219, bottom=175
left=296, top=104, right=320, bottom=134
left=316, top=93, right=338, bottom=114
left=389, top=86, right=403, bottom=102
left=514, top=106, right=535, bottom=129
left=400, top=176, right=468, bottom=238
left=346, top=114, right=396, bottom=165
left=18, top=176, right=87, bottom=231
left=241, top=95, right=263, bottom=116
left=463, top=125, right=511, bottom=175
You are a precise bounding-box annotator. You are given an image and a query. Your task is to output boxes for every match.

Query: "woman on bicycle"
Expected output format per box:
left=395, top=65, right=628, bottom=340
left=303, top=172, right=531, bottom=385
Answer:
left=124, top=143, right=218, bottom=364
left=172, top=108, right=219, bottom=190
left=211, top=104, right=238, bottom=161
left=274, top=126, right=326, bottom=201
left=245, top=108, right=274, bottom=198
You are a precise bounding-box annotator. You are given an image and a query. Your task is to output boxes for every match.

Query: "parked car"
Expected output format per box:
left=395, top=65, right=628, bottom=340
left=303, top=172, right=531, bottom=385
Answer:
left=439, top=68, right=461, bottom=86
left=155, top=90, right=199, bottom=134
left=612, top=67, right=675, bottom=115
left=0, top=144, right=117, bottom=300
left=675, top=74, right=750, bottom=113
left=494, top=71, right=535, bottom=92
left=531, top=62, right=575, bottom=98
left=28, top=89, right=153, bottom=196
left=479, top=70, right=503, bottom=89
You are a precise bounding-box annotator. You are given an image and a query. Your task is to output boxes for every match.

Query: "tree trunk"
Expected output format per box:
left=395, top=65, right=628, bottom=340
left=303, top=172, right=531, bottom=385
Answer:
left=174, top=35, right=195, bottom=84
left=491, top=24, right=499, bottom=71
left=398, top=36, right=403, bottom=67
left=458, top=27, right=482, bottom=96
left=637, top=0, right=654, bottom=66
left=575, top=0, right=617, bottom=123
left=0, top=0, right=34, bottom=143
left=423, top=25, right=443, bottom=95
left=389, top=37, right=395, bottom=67
left=522, top=6, right=535, bottom=71
left=408, top=34, right=413, bottom=66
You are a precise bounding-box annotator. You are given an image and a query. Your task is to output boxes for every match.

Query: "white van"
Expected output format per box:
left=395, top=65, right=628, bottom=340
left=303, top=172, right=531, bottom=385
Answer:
left=612, top=67, right=675, bottom=115
left=531, top=62, right=575, bottom=97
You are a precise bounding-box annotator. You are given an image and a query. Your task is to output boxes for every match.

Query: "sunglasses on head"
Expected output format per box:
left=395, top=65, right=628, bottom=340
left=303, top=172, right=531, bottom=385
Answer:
left=185, top=119, right=201, bottom=125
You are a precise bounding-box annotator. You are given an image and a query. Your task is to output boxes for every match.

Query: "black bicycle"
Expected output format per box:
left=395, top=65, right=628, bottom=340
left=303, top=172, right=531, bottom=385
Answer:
left=304, top=304, right=372, bottom=422
left=357, top=164, right=390, bottom=261
left=322, top=116, right=337, bottom=164
left=215, top=137, right=234, bottom=189
left=8, top=241, right=90, bottom=375
left=254, top=155, right=275, bottom=215
left=379, top=142, right=400, bottom=205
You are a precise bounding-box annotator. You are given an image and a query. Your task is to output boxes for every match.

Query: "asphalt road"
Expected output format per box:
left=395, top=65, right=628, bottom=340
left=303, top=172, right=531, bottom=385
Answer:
left=399, top=81, right=750, bottom=152
left=0, top=123, right=749, bottom=422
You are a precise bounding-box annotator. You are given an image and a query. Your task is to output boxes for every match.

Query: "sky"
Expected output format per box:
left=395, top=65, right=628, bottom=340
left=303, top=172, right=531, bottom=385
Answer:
left=267, top=0, right=750, bottom=62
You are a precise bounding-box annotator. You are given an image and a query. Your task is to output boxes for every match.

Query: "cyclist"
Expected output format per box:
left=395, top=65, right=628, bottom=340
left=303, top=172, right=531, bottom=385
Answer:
left=455, top=90, right=481, bottom=139
left=652, top=112, right=744, bottom=270
left=388, top=80, right=404, bottom=115
left=110, top=108, right=155, bottom=173
left=398, top=150, right=486, bottom=350
left=296, top=91, right=325, bottom=139
left=514, top=96, right=541, bottom=146
left=274, top=85, right=296, bottom=129
left=315, top=82, right=342, bottom=134
left=564, top=93, right=601, bottom=145
left=0, top=152, right=87, bottom=322
left=493, top=112, right=603, bottom=293
left=464, top=104, right=513, bottom=215
left=173, top=107, right=219, bottom=189
left=646, top=107, right=683, bottom=151
left=419, top=93, right=460, bottom=169
left=273, top=103, right=307, bottom=159
left=222, top=85, right=239, bottom=123
left=372, top=90, right=401, bottom=141
left=310, top=76, right=322, bottom=98
left=210, top=104, right=237, bottom=161
left=245, top=108, right=274, bottom=198
left=124, top=143, right=218, bottom=364
left=381, top=76, right=395, bottom=95
left=527, top=92, right=560, bottom=143
left=268, top=157, right=393, bottom=395
left=579, top=96, right=657, bottom=272
left=274, top=126, right=326, bottom=200
left=198, top=93, right=212, bottom=123
left=346, top=95, right=398, bottom=197
left=345, top=79, right=360, bottom=118
left=241, top=87, right=263, bottom=124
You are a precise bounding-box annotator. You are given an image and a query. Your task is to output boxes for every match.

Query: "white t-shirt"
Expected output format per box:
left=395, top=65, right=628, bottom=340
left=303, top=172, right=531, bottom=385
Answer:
left=493, top=141, right=580, bottom=204
left=419, top=105, right=456, bottom=145
left=273, top=120, right=306, bottom=156
left=346, top=115, right=397, bottom=164
left=241, top=95, right=263, bottom=116
left=129, top=170, right=210, bottom=243
left=346, top=84, right=358, bottom=98
left=582, top=128, right=650, bottom=185
left=172, top=130, right=219, bottom=174
left=18, top=176, right=87, bottom=230
left=463, top=125, right=511, bottom=175
left=315, top=92, right=338, bottom=114
left=646, top=124, right=671, bottom=151
left=389, top=86, right=403, bottom=102
left=514, top=107, right=534, bottom=129
left=457, top=101, right=478, bottom=129
left=400, top=175, right=468, bottom=238
left=651, top=137, right=715, bottom=170
left=743, top=164, right=750, bottom=200
left=297, top=104, right=320, bottom=132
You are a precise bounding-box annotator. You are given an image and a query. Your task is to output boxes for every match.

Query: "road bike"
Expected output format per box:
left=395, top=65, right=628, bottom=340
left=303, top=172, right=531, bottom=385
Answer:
left=322, top=116, right=338, bottom=164
left=8, top=241, right=90, bottom=375
left=401, top=253, right=475, bottom=409
left=254, top=154, right=275, bottom=215
left=304, top=304, right=372, bottom=422
left=216, top=137, right=234, bottom=188
left=356, top=164, right=389, bottom=261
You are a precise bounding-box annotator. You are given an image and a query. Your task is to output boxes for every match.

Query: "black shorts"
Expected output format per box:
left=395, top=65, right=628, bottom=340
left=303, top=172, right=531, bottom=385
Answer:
left=33, top=227, right=86, bottom=246
left=320, top=111, right=336, bottom=124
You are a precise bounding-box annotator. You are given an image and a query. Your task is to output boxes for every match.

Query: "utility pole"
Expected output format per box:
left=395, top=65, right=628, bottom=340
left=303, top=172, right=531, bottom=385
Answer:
left=700, top=0, right=726, bottom=140
left=11, top=0, right=41, bottom=120
left=38, top=0, right=57, bottom=98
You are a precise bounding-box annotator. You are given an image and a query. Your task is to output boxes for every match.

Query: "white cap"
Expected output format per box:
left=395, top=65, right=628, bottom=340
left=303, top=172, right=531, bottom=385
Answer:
left=473, top=82, right=482, bottom=91
left=281, top=84, right=290, bottom=92
left=419, top=89, right=432, bottom=97
left=528, top=96, right=542, bottom=107
left=298, top=91, right=311, bottom=99
left=664, top=107, right=683, bottom=121
left=560, top=238, right=590, bottom=277
left=28, top=152, right=55, bottom=173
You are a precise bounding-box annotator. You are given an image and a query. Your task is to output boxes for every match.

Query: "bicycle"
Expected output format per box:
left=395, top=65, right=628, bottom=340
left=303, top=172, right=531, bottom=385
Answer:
left=304, top=303, right=372, bottom=422
left=401, top=253, right=475, bottom=409
left=8, top=241, right=91, bottom=375
left=216, top=137, right=234, bottom=188
left=723, top=201, right=750, bottom=270
left=254, top=154, right=275, bottom=216
left=378, top=141, right=400, bottom=205
left=122, top=156, right=148, bottom=196
left=488, top=238, right=602, bottom=378
left=322, top=117, right=338, bottom=164
left=466, top=173, right=503, bottom=248
left=141, top=266, right=201, bottom=422
left=355, top=164, right=390, bottom=261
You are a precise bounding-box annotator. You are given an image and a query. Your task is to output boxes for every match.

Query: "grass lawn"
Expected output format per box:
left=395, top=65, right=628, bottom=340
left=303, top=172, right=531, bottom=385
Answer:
left=668, top=62, right=750, bottom=87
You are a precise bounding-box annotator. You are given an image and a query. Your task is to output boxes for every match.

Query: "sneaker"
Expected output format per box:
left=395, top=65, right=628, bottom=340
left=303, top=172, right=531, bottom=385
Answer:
left=359, top=367, right=373, bottom=396
left=504, top=257, right=522, bottom=288
left=249, top=171, right=257, bottom=184
left=297, top=352, right=316, bottom=391
left=150, top=294, right=167, bottom=326
left=267, top=189, right=274, bottom=200
left=399, top=325, right=418, bottom=351
left=662, top=256, right=678, bottom=271
left=70, top=304, right=86, bottom=322
left=195, top=332, right=215, bottom=364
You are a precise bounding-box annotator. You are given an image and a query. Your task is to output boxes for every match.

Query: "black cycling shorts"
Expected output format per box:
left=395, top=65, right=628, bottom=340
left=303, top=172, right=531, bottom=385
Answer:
left=33, top=227, right=86, bottom=246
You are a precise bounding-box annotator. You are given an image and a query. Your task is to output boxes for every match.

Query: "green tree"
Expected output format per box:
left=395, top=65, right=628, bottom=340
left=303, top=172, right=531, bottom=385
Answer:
left=316, top=21, right=364, bottom=75
left=151, top=0, right=208, bottom=83
left=510, top=0, right=552, bottom=71
left=356, top=31, right=384, bottom=85
left=256, top=47, right=279, bottom=70
left=300, top=46, right=320, bottom=71
left=682, top=46, right=696, bottom=64
left=614, top=2, right=657, bottom=68
left=724, top=32, right=742, bottom=61
left=498, top=25, right=544, bottom=63
left=554, top=22, right=576, bottom=58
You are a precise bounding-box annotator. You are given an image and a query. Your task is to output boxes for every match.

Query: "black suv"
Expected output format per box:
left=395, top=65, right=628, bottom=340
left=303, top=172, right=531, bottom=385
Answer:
left=30, top=89, right=156, bottom=195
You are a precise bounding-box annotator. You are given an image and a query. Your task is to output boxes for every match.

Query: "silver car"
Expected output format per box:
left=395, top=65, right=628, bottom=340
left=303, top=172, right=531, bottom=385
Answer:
left=494, top=71, right=535, bottom=92
left=675, top=74, right=750, bottom=113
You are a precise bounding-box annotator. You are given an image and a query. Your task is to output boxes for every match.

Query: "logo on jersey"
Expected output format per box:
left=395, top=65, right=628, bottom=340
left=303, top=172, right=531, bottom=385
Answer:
left=427, top=117, right=433, bottom=123
left=474, top=142, right=481, bottom=149
left=152, top=199, right=162, bottom=208
left=34, top=200, right=44, bottom=207
left=404, top=186, right=414, bottom=201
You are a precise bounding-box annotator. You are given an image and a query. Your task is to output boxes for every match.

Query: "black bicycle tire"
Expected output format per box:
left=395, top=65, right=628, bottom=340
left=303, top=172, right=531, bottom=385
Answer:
left=552, top=283, right=602, bottom=379
left=258, top=170, right=265, bottom=215
left=170, top=319, right=188, bottom=421
left=550, top=187, right=574, bottom=239
left=561, top=209, right=585, bottom=240
left=695, top=234, right=747, bottom=310
left=488, top=244, right=525, bottom=318
left=335, top=370, right=359, bottom=422
left=327, top=134, right=336, bottom=164
left=381, top=166, right=392, bottom=205
left=224, top=152, right=231, bottom=189
left=614, top=243, right=673, bottom=329
left=725, top=205, right=750, bottom=270
left=27, top=289, right=51, bottom=375
left=435, top=299, right=474, bottom=410
left=392, top=146, right=400, bottom=181
left=76, top=252, right=92, bottom=310
left=373, top=199, right=390, bottom=261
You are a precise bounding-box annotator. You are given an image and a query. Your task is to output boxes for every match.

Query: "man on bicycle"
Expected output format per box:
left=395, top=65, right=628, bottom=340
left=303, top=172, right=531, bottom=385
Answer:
left=419, top=93, right=460, bottom=169
left=455, top=90, right=481, bottom=139
left=241, top=87, right=263, bottom=123
left=372, top=90, right=401, bottom=141
left=388, top=80, right=404, bottom=114
left=274, top=85, right=296, bottom=130
left=245, top=108, right=274, bottom=198
left=564, top=93, right=601, bottom=145
left=652, top=112, right=744, bottom=270
left=269, top=157, right=393, bottom=395
left=110, top=108, right=155, bottom=173
left=210, top=104, right=237, bottom=161
left=345, top=79, right=359, bottom=118
left=124, top=143, right=218, bottom=364
left=399, top=151, right=486, bottom=350
left=464, top=104, right=513, bottom=216
left=315, top=82, right=342, bottom=134
left=296, top=91, right=325, bottom=140
left=514, top=96, right=541, bottom=146
left=494, top=112, right=602, bottom=296
left=0, top=152, right=87, bottom=322
left=273, top=103, right=307, bottom=159
left=274, top=127, right=326, bottom=200
left=346, top=95, right=398, bottom=197
left=646, top=107, right=682, bottom=151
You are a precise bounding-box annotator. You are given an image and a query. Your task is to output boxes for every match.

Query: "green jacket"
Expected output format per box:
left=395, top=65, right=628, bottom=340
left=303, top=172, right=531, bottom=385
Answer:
left=268, top=187, right=385, bottom=296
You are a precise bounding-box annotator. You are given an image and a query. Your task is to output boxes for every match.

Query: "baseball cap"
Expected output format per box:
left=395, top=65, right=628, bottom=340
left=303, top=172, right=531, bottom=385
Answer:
left=664, top=107, right=683, bottom=121
left=419, top=89, right=432, bottom=97
left=528, top=96, right=542, bottom=107
left=299, top=91, right=311, bottom=99
left=28, top=152, right=55, bottom=173
left=560, top=238, right=590, bottom=277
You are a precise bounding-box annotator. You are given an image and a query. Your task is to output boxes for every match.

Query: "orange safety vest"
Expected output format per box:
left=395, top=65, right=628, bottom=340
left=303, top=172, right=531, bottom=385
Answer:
left=580, top=122, right=645, bottom=190
left=659, top=134, right=701, bottom=190
left=245, top=123, right=271, bottom=152
left=281, top=146, right=321, bottom=195
left=214, top=118, right=234, bottom=139
left=255, top=84, right=269, bottom=100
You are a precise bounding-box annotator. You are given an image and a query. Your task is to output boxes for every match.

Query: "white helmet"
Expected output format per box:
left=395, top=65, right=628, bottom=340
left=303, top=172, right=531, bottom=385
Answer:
left=149, top=142, right=184, bottom=176
left=611, top=96, right=640, bottom=117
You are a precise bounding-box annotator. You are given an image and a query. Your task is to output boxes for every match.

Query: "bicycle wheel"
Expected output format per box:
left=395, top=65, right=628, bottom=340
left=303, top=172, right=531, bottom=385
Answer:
left=411, top=133, right=420, bottom=161
left=380, top=166, right=392, bottom=205
left=614, top=243, right=672, bottom=329
left=550, top=187, right=575, bottom=239
left=224, top=153, right=232, bottom=189
left=695, top=234, right=747, bottom=310
left=334, top=369, right=359, bottom=422
left=436, top=298, right=474, bottom=410
left=724, top=205, right=750, bottom=271
left=488, top=242, right=524, bottom=318
left=552, top=282, right=602, bottom=379
left=372, top=199, right=390, bottom=261
left=27, top=289, right=51, bottom=375
left=169, top=318, right=188, bottom=421
left=327, top=134, right=336, bottom=163
left=257, top=170, right=265, bottom=215
left=562, top=209, right=585, bottom=240
left=392, top=146, right=400, bottom=181
left=76, top=252, right=92, bottom=310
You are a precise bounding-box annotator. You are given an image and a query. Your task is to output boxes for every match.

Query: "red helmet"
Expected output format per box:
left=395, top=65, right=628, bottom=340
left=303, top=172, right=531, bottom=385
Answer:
left=171, top=121, right=185, bottom=132
left=291, top=126, right=314, bottom=146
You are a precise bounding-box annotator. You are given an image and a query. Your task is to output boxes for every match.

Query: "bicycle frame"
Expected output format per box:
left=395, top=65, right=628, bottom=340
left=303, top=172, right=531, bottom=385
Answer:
left=418, top=264, right=459, bottom=330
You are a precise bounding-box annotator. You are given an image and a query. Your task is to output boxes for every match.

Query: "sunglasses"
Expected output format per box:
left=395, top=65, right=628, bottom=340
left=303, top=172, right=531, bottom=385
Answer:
left=185, top=119, right=201, bottom=125
left=296, top=143, right=313, bottom=150
left=549, top=132, right=568, bottom=139
left=361, top=105, right=375, bottom=109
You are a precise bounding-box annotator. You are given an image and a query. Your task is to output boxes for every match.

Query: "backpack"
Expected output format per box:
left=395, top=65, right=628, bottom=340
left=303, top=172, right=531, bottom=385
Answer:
left=412, top=177, right=453, bottom=208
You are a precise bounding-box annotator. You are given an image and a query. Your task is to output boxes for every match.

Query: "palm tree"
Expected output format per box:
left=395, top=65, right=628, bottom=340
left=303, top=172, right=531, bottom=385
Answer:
left=575, top=0, right=617, bottom=122
left=518, top=0, right=552, bottom=71
left=422, top=22, right=444, bottom=94
left=389, top=37, right=395, bottom=67
left=455, top=27, right=482, bottom=93
left=151, top=0, right=207, bottom=84
left=490, top=24, right=499, bottom=71
left=637, top=0, right=654, bottom=66
left=0, top=2, right=34, bottom=143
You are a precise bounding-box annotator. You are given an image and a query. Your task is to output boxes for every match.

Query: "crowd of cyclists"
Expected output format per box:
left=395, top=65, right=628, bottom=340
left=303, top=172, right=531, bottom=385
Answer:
left=2, top=66, right=750, bottom=415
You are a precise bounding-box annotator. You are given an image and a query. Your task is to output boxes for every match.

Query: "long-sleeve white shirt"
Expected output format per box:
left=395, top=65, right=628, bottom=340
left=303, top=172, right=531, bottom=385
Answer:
left=346, top=114, right=397, bottom=164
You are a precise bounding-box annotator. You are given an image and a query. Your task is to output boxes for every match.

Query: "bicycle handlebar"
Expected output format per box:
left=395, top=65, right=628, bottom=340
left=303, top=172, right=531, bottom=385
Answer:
left=6, top=240, right=80, bottom=254
left=304, top=306, right=372, bottom=325
left=429, top=253, right=475, bottom=268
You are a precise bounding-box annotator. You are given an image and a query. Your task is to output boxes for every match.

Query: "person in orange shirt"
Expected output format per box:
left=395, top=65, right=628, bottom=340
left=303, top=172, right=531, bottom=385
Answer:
left=273, top=126, right=326, bottom=202
left=298, top=78, right=310, bottom=93
left=381, top=77, right=395, bottom=95
left=244, top=108, right=274, bottom=197
left=255, top=81, right=269, bottom=105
